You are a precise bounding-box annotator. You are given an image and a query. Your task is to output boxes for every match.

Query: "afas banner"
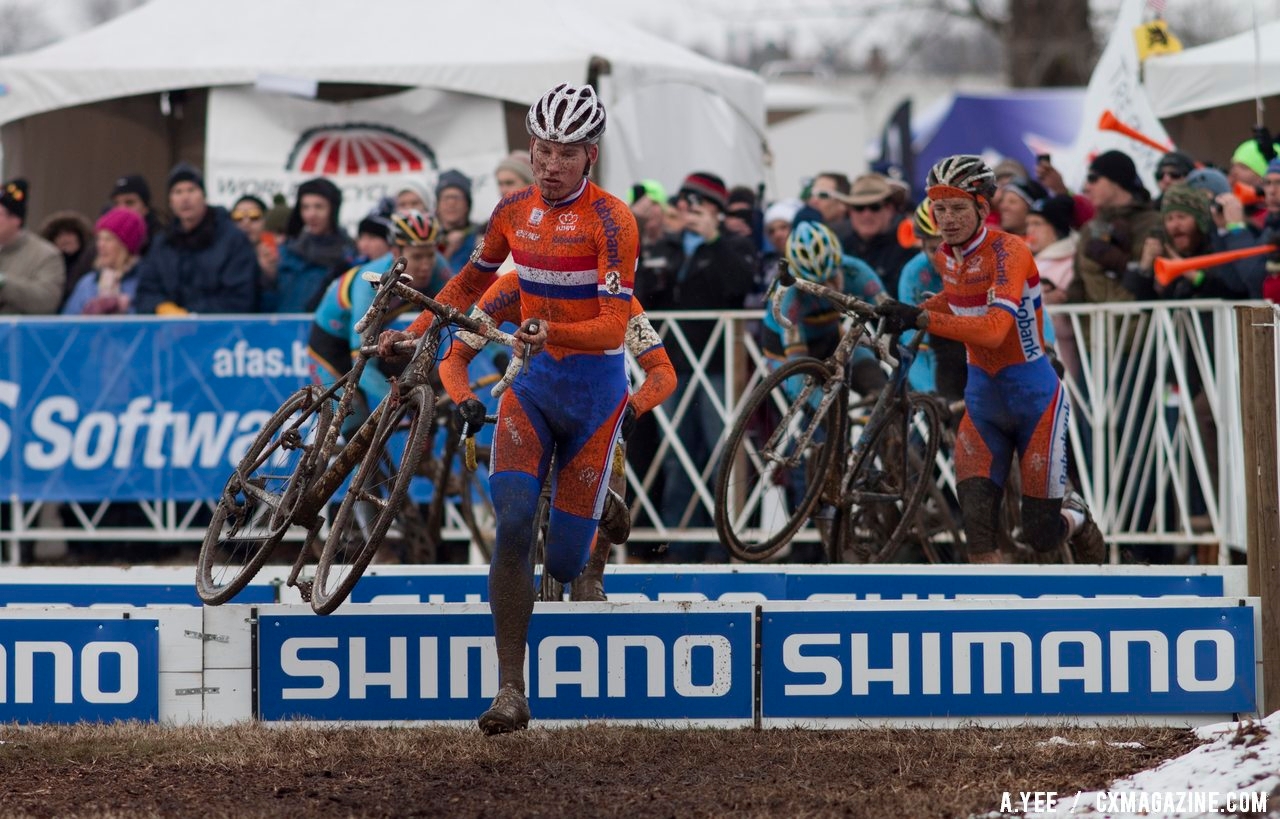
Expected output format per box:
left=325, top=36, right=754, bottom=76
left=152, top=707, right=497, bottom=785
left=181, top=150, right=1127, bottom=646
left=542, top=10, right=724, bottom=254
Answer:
left=205, top=87, right=509, bottom=232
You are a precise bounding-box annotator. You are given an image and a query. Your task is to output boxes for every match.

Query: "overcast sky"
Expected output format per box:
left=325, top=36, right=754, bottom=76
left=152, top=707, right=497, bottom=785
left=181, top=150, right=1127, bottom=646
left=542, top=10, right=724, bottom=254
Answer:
left=3, top=0, right=1278, bottom=65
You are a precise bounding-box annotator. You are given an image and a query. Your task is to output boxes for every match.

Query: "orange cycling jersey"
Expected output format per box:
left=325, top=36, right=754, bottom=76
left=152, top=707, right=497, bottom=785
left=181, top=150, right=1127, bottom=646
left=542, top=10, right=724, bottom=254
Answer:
left=412, top=178, right=639, bottom=357
left=440, top=272, right=677, bottom=416
left=920, top=226, right=1049, bottom=375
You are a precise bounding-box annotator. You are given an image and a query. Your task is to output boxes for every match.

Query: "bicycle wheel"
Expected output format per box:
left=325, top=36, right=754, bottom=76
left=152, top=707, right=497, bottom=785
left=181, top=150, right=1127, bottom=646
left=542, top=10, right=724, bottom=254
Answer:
left=715, top=357, right=846, bottom=561
left=196, top=386, right=332, bottom=605
left=312, top=384, right=435, bottom=614
left=837, top=392, right=942, bottom=563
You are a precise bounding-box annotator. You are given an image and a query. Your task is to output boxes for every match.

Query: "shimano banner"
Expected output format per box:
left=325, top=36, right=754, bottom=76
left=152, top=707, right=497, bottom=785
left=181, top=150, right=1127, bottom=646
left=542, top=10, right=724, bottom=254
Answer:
left=257, top=604, right=754, bottom=724
left=760, top=600, right=1257, bottom=723
left=0, top=617, right=159, bottom=723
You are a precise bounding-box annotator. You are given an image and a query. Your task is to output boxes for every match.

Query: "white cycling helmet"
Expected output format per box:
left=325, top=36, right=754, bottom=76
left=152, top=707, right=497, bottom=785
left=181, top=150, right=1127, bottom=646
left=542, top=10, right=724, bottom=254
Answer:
left=526, top=83, right=607, bottom=145
left=926, top=154, right=998, bottom=203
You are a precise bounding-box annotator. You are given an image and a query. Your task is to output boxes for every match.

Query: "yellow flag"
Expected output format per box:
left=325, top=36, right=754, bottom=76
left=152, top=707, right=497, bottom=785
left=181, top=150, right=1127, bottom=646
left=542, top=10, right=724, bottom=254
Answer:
left=1134, top=20, right=1183, bottom=61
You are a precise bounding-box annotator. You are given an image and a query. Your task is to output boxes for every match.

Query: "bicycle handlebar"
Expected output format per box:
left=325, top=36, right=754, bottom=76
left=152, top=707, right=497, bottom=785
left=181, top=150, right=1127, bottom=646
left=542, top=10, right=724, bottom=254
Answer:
left=359, top=268, right=528, bottom=398
left=353, top=259, right=408, bottom=335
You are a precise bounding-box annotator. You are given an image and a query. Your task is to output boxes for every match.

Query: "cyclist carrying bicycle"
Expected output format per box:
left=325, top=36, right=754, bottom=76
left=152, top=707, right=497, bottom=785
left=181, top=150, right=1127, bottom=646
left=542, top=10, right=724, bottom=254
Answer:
left=437, top=273, right=676, bottom=601
left=309, top=210, right=449, bottom=435
left=377, top=83, right=639, bottom=734
left=874, top=155, right=1105, bottom=564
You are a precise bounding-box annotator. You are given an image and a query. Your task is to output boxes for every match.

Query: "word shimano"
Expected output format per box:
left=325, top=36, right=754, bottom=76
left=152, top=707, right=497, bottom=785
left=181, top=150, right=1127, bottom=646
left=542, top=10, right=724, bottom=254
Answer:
left=0, top=640, right=140, bottom=704
left=278, top=633, right=733, bottom=700
left=781, top=628, right=1237, bottom=696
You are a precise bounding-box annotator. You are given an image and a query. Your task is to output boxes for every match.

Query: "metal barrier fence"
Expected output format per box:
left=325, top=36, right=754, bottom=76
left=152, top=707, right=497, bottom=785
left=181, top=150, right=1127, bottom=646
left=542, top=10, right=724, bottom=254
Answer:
left=3, top=302, right=1274, bottom=564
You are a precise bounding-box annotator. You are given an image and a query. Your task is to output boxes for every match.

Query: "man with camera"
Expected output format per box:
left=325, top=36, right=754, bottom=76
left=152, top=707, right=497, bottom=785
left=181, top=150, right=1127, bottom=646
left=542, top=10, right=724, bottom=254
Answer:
left=632, top=171, right=758, bottom=562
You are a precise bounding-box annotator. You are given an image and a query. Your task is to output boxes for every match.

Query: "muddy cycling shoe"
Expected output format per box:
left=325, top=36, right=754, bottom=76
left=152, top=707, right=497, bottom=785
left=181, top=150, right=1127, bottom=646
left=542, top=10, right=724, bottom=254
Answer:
left=1063, top=491, right=1107, bottom=563
left=478, top=685, right=531, bottom=735
left=569, top=574, right=606, bottom=602
left=597, top=488, right=631, bottom=544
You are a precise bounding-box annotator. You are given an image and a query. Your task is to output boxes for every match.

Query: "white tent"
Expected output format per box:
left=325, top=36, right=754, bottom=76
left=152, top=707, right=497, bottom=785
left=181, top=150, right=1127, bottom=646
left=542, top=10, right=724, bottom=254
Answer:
left=0, top=0, right=766, bottom=220
left=1144, top=20, right=1280, bottom=118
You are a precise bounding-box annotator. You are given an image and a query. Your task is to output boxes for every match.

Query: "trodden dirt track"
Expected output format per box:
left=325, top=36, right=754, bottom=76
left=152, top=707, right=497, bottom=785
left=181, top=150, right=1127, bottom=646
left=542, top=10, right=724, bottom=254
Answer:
left=0, top=723, right=1205, bottom=818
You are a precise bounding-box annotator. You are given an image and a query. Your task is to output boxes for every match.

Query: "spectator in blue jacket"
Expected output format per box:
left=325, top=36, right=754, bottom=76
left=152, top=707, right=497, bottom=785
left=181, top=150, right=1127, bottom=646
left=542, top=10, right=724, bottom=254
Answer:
left=274, top=177, right=354, bottom=313
left=135, top=163, right=258, bottom=315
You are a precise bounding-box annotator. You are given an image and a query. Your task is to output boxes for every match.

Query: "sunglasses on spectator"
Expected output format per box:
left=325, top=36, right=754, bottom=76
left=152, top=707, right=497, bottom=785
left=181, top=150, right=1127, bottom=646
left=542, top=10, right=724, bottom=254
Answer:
left=1158, top=170, right=1186, bottom=181
left=812, top=190, right=838, bottom=200
left=851, top=202, right=884, bottom=213
left=231, top=207, right=264, bottom=221
left=1085, top=173, right=1100, bottom=183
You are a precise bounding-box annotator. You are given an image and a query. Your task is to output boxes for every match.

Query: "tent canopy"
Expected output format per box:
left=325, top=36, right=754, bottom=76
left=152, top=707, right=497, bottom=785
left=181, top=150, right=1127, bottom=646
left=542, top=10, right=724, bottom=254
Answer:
left=0, top=0, right=766, bottom=216
left=0, top=0, right=760, bottom=127
left=1145, top=20, right=1280, bottom=118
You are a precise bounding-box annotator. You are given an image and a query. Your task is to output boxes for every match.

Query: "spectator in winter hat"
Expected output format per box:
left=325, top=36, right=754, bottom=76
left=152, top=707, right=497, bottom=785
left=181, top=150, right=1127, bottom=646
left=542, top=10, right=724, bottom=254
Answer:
left=0, top=178, right=64, bottom=314
left=354, top=215, right=394, bottom=265
left=108, top=172, right=163, bottom=253
left=723, top=186, right=758, bottom=241
left=494, top=151, right=535, bottom=197
left=633, top=169, right=759, bottom=562
left=273, top=177, right=355, bottom=313
left=395, top=180, right=433, bottom=215
left=1229, top=138, right=1277, bottom=188
left=135, top=161, right=258, bottom=315
left=435, top=169, right=482, bottom=273
left=1186, top=167, right=1231, bottom=199
left=1155, top=151, right=1196, bottom=194
left=1025, top=194, right=1080, bottom=379
left=62, top=206, right=147, bottom=315
left=39, top=210, right=97, bottom=300
left=997, top=177, right=1049, bottom=236
left=1075, top=150, right=1161, bottom=304
left=1129, top=183, right=1254, bottom=300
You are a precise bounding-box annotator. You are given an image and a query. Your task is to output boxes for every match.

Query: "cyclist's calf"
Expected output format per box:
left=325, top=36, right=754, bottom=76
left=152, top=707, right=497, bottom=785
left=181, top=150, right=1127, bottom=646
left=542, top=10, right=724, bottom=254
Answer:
left=957, top=478, right=1002, bottom=556
left=1020, top=496, right=1066, bottom=553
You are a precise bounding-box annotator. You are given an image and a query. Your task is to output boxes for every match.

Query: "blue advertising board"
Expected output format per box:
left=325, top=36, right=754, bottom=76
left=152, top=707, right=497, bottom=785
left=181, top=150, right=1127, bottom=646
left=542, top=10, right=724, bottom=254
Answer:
left=344, top=565, right=1234, bottom=605
left=0, top=315, right=502, bottom=503
left=760, top=601, right=1256, bottom=722
left=0, top=617, right=159, bottom=723
left=0, top=581, right=275, bottom=607
left=257, top=604, right=754, bottom=724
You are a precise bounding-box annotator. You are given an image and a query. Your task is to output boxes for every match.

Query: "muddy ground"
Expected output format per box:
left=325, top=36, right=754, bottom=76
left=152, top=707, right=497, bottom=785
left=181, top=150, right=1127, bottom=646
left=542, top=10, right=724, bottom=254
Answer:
left=0, top=723, right=1205, bottom=818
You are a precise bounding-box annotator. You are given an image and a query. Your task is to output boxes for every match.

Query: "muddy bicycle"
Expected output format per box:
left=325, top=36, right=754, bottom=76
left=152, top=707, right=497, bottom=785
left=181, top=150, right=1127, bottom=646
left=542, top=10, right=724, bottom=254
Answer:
left=195, top=261, right=526, bottom=613
left=714, top=263, right=943, bottom=563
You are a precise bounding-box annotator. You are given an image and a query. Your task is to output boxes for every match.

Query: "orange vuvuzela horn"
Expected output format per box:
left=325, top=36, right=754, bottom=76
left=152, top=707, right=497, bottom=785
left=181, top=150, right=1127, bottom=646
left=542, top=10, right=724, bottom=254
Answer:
left=897, top=218, right=917, bottom=249
left=1098, top=110, right=1174, bottom=154
left=1154, top=244, right=1277, bottom=286
left=1234, top=181, right=1264, bottom=206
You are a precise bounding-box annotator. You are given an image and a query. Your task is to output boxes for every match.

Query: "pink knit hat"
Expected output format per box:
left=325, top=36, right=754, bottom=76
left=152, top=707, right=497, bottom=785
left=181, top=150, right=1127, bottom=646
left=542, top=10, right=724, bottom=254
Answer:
left=95, top=206, right=147, bottom=255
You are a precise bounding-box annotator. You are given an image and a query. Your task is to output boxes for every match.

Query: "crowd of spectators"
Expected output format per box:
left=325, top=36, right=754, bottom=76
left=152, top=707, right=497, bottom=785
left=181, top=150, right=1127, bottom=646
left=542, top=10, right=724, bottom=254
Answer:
left=3, top=127, right=1278, bottom=565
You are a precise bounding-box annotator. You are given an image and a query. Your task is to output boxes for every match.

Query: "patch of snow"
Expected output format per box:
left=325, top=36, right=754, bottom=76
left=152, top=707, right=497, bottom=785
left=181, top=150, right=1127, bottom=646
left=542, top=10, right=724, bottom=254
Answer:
left=1033, top=711, right=1280, bottom=818
left=1035, top=737, right=1145, bottom=749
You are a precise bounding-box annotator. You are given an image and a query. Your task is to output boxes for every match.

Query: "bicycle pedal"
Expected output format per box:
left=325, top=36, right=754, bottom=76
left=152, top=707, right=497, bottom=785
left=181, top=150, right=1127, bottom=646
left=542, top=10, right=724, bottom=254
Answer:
left=294, top=579, right=313, bottom=602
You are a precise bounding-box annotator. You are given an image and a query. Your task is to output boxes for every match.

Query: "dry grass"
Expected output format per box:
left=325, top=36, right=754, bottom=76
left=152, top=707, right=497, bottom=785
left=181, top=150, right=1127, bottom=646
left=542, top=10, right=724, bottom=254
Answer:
left=0, top=722, right=1200, bottom=818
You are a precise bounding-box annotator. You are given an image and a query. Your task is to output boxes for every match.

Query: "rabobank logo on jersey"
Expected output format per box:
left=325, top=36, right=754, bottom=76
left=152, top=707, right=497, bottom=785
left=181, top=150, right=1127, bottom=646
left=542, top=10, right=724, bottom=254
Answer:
left=0, top=619, right=159, bottom=723
left=257, top=606, right=754, bottom=724
left=760, top=602, right=1256, bottom=722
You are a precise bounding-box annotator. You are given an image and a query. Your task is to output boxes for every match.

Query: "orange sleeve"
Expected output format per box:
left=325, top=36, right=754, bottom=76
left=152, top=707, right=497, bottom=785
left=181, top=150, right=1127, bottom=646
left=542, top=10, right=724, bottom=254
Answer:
left=408, top=203, right=511, bottom=337
left=632, top=347, right=677, bottom=416
left=436, top=276, right=520, bottom=405
left=624, top=304, right=677, bottom=415
left=544, top=197, right=638, bottom=352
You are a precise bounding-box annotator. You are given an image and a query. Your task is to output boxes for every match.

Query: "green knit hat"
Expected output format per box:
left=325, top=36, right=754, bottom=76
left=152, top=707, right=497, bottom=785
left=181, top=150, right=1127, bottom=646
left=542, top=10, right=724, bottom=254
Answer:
left=1231, top=139, right=1280, bottom=178
left=1161, top=183, right=1211, bottom=235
